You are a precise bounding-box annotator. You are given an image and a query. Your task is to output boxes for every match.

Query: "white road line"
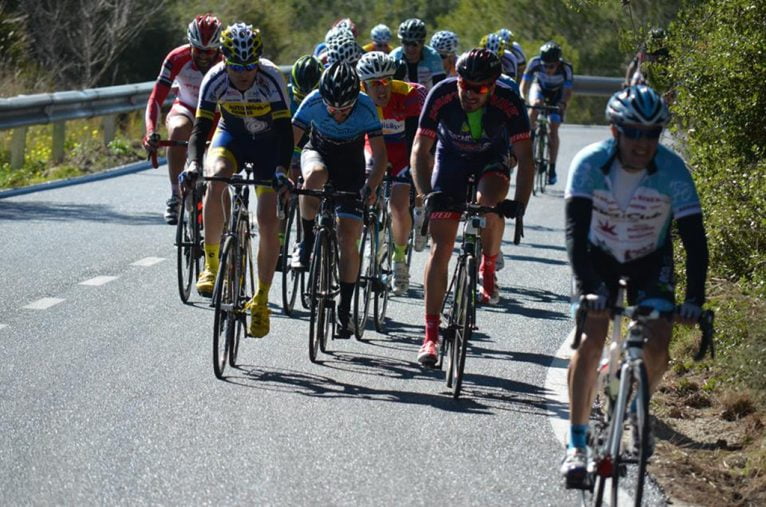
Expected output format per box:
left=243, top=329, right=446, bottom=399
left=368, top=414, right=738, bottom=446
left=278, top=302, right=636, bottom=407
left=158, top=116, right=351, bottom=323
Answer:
left=79, top=275, right=119, bottom=286
left=131, top=257, right=166, bottom=267
left=23, top=298, right=65, bottom=310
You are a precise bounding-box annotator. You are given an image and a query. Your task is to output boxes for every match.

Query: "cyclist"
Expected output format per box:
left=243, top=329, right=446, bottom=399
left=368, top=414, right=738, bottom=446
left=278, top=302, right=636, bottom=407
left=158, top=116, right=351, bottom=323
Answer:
left=356, top=51, right=426, bottom=296
left=481, top=32, right=518, bottom=83
left=142, top=13, right=222, bottom=225
left=288, top=55, right=323, bottom=114
left=624, top=28, right=672, bottom=100
left=430, top=30, right=459, bottom=77
left=496, top=28, right=526, bottom=76
left=560, top=85, right=708, bottom=486
left=314, top=18, right=358, bottom=63
left=363, top=24, right=393, bottom=54
left=520, top=41, right=573, bottom=186
left=390, top=18, right=445, bottom=91
left=291, top=62, right=388, bottom=337
left=325, top=34, right=364, bottom=66
left=180, top=23, right=293, bottom=338
left=411, top=49, right=534, bottom=365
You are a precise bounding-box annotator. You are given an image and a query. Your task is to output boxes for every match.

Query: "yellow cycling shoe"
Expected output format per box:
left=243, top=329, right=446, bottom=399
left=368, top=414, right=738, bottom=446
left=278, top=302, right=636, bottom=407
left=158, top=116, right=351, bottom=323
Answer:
left=247, top=298, right=271, bottom=338
left=196, top=268, right=217, bottom=297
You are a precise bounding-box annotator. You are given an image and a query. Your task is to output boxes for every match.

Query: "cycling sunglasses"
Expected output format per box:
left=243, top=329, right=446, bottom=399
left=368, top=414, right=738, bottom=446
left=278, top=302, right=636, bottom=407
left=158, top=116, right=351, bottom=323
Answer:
left=192, top=47, right=219, bottom=56
left=324, top=100, right=356, bottom=114
left=227, top=61, right=258, bottom=72
left=457, top=78, right=492, bottom=95
left=402, top=40, right=423, bottom=47
left=365, top=77, right=391, bottom=88
left=617, top=125, right=663, bottom=140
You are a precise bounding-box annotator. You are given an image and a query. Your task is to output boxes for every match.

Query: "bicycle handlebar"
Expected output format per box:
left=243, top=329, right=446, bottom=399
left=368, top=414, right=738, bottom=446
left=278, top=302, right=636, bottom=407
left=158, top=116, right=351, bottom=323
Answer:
left=419, top=194, right=525, bottom=239
left=571, top=299, right=716, bottom=361
left=290, top=185, right=360, bottom=200
left=146, top=136, right=189, bottom=168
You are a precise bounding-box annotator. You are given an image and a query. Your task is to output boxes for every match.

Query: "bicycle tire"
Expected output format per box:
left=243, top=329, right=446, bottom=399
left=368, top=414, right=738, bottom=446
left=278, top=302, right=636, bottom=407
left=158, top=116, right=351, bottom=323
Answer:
left=444, top=259, right=465, bottom=391
left=353, top=221, right=373, bottom=339
left=538, top=125, right=549, bottom=194
left=176, top=192, right=198, bottom=303
left=308, top=232, right=326, bottom=363
left=374, top=217, right=392, bottom=332
left=281, top=196, right=302, bottom=316
left=630, top=362, right=651, bottom=506
left=452, top=255, right=475, bottom=398
left=212, top=237, right=236, bottom=379
left=229, top=216, right=253, bottom=368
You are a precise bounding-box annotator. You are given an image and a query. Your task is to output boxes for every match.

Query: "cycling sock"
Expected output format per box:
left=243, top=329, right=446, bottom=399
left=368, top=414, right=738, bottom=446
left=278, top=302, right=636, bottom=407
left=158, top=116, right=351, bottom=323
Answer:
left=301, top=218, right=315, bottom=249
left=568, top=424, right=589, bottom=449
left=338, top=281, right=355, bottom=314
left=393, top=244, right=407, bottom=262
left=425, top=314, right=440, bottom=343
left=255, top=281, right=271, bottom=305
left=204, top=243, right=220, bottom=272
left=480, top=253, right=497, bottom=292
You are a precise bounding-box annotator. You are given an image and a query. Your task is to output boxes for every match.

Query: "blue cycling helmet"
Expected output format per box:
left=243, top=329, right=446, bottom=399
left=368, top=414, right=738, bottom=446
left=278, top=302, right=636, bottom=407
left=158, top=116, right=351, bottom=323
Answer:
left=606, top=85, right=669, bottom=127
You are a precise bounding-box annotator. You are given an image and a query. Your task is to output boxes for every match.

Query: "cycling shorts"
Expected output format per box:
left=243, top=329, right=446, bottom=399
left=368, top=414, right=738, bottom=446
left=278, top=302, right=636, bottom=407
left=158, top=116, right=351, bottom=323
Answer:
left=571, top=241, right=676, bottom=313
left=530, top=83, right=565, bottom=124
left=207, top=127, right=281, bottom=185
left=166, top=101, right=195, bottom=125
left=430, top=150, right=511, bottom=219
left=301, top=144, right=365, bottom=220
left=364, top=153, right=412, bottom=184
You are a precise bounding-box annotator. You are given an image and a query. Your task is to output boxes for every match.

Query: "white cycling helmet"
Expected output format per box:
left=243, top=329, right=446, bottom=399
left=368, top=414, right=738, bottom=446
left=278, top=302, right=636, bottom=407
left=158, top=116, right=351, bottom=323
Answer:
left=430, top=30, right=459, bottom=55
left=326, top=37, right=363, bottom=66
left=356, top=51, right=398, bottom=81
left=325, top=26, right=354, bottom=44
left=370, top=24, right=392, bottom=45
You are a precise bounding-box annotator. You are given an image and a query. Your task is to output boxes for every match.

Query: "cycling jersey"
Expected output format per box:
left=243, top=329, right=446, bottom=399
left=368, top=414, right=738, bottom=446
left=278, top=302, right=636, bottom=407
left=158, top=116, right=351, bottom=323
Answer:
left=500, top=50, right=518, bottom=80
left=565, top=139, right=702, bottom=264
left=390, top=45, right=445, bottom=90
left=187, top=58, right=292, bottom=171
left=364, top=80, right=426, bottom=175
left=293, top=89, right=383, bottom=155
left=510, top=42, right=526, bottom=68
left=522, top=57, right=574, bottom=94
left=145, top=44, right=222, bottom=133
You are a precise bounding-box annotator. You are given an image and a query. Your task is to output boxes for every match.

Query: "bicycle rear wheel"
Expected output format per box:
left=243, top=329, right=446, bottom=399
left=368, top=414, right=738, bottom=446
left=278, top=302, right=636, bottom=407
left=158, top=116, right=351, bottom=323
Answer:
left=308, top=232, right=327, bottom=363
left=281, top=195, right=303, bottom=316
left=212, top=237, right=236, bottom=378
left=451, top=255, right=475, bottom=398
left=374, top=218, right=392, bottom=332
left=353, top=221, right=374, bottom=339
left=176, top=192, right=200, bottom=303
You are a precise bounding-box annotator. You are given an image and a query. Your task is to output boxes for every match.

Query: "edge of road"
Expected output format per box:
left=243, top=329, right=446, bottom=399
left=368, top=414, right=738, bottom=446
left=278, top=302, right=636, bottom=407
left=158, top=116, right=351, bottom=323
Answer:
left=0, top=157, right=164, bottom=199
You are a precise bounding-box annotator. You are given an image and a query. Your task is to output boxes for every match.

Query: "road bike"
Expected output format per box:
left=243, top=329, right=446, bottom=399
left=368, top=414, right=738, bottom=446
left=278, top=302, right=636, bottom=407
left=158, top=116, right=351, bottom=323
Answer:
left=528, top=104, right=560, bottom=196
left=427, top=175, right=523, bottom=398
left=571, top=278, right=715, bottom=505
left=292, top=184, right=361, bottom=363
left=278, top=186, right=304, bottom=316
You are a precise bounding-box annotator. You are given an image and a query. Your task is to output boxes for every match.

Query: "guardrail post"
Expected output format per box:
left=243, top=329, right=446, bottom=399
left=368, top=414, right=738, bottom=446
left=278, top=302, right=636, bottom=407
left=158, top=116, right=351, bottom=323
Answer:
left=10, top=127, right=27, bottom=169
left=102, top=115, right=116, bottom=145
left=52, top=122, right=66, bottom=163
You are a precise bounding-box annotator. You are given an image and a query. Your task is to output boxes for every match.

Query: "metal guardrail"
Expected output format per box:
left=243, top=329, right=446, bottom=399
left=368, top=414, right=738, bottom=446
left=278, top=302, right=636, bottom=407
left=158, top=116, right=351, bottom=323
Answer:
left=0, top=70, right=622, bottom=168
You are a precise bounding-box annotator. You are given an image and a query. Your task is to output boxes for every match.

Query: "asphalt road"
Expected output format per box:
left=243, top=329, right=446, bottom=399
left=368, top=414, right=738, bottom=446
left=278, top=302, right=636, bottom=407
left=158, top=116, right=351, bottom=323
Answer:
left=0, top=125, right=666, bottom=505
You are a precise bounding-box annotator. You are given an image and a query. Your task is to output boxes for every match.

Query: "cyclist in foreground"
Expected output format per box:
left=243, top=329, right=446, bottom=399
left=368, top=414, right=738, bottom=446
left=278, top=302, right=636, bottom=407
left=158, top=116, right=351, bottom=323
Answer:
left=560, top=85, right=709, bottom=486
left=180, top=23, right=293, bottom=338
left=291, top=62, right=387, bottom=337
left=142, top=13, right=222, bottom=224
left=520, top=41, right=573, bottom=185
left=411, top=49, right=534, bottom=365
left=356, top=51, right=426, bottom=295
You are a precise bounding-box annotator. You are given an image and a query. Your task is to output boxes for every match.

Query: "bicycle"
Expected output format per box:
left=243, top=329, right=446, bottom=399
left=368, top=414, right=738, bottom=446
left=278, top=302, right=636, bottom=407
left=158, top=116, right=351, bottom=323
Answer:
left=206, top=169, right=278, bottom=379
left=570, top=278, right=715, bottom=506
left=278, top=186, right=304, bottom=316
left=528, top=104, right=559, bottom=196
left=292, top=183, right=361, bottom=363
left=426, top=176, right=523, bottom=398
left=148, top=137, right=205, bottom=304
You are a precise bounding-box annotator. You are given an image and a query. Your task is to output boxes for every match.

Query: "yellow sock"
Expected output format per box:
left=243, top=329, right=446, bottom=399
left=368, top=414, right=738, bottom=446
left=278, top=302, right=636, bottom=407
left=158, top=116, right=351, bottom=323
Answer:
left=204, top=243, right=220, bottom=272
left=255, top=281, right=271, bottom=305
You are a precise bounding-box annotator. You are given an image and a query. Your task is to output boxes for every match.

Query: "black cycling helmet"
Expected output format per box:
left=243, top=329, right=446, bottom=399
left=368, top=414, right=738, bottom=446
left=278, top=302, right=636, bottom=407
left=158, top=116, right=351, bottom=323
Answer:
left=540, top=41, right=562, bottom=63
left=319, top=61, right=360, bottom=108
left=291, top=55, right=323, bottom=96
left=398, top=18, right=426, bottom=42
left=456, top=48, right=502, bottom=83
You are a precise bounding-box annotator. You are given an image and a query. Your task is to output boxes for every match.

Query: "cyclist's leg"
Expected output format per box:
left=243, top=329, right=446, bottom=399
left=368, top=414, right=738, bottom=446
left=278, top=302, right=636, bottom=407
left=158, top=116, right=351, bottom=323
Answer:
left=390, top=168, right=413, bottom=293
left=546, top=91, right=564, bottom=184
left=163, top=104, right=194, bottom=223
left=528, top=84, right=544, bottom=134
left=197, top=130, right=237, bottom=295
left=294, top=147, right=328, bottom=268
left=477, top=161, right=510, bottom=304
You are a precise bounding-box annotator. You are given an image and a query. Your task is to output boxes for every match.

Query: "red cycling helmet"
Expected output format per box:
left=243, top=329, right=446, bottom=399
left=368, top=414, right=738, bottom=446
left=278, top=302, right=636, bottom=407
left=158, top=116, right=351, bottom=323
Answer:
left=188, top=14, right=223, bottom=50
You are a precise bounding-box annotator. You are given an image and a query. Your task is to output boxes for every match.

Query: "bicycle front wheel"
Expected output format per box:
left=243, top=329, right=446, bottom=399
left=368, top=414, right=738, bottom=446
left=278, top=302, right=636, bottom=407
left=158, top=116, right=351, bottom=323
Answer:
left=374, top=218, right=392, bottom=332
left=229, top=216, right=253, bottom=368
left=176, top=192, right=199, bottom=303
left=353, top=221, right=373, bottom=339
left=281, top=195, right=302, bottom=316
left=212, top=237, right=236, bottom=378
left=308, top=232, right=327, bottom=363
left=628, top=361, right=651, bottom=506
left=451, top=255, right=475, bottom=398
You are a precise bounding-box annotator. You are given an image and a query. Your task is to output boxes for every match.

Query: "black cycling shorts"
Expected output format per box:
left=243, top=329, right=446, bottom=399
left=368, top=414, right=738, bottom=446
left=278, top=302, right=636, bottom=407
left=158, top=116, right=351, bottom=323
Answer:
left=301, top=142, right=365, bottom=220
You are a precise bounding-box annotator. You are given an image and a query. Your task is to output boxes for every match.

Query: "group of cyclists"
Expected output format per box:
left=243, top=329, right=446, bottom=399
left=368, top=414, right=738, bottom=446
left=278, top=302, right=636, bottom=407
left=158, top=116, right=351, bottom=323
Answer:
left=143, top=14, right=709, bottom=492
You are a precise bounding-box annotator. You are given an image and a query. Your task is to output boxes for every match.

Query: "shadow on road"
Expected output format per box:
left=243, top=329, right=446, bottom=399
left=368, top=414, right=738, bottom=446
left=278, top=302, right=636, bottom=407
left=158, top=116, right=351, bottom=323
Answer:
left=0, top=200, right=161, bottom=224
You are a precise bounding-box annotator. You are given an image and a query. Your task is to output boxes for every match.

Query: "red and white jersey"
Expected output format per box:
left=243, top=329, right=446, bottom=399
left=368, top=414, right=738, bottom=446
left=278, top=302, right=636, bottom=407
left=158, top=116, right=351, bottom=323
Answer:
left=144, top=44, right=222, bottom=133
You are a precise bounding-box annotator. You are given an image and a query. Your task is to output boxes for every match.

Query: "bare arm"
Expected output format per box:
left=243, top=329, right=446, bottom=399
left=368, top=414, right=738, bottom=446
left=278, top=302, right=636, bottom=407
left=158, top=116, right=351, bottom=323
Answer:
left=520, top=78, right=531, bottom=102
left=512, top=137, right=534, bottom=208
left=410, top=133, right=436, bottom=196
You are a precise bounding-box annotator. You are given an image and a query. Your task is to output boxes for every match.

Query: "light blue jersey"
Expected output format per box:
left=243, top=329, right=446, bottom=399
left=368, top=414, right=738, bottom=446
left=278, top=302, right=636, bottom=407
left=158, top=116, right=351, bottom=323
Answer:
left=566, top=139, right=702, bottom=263
left=390, top=45, right=445, bottom=90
